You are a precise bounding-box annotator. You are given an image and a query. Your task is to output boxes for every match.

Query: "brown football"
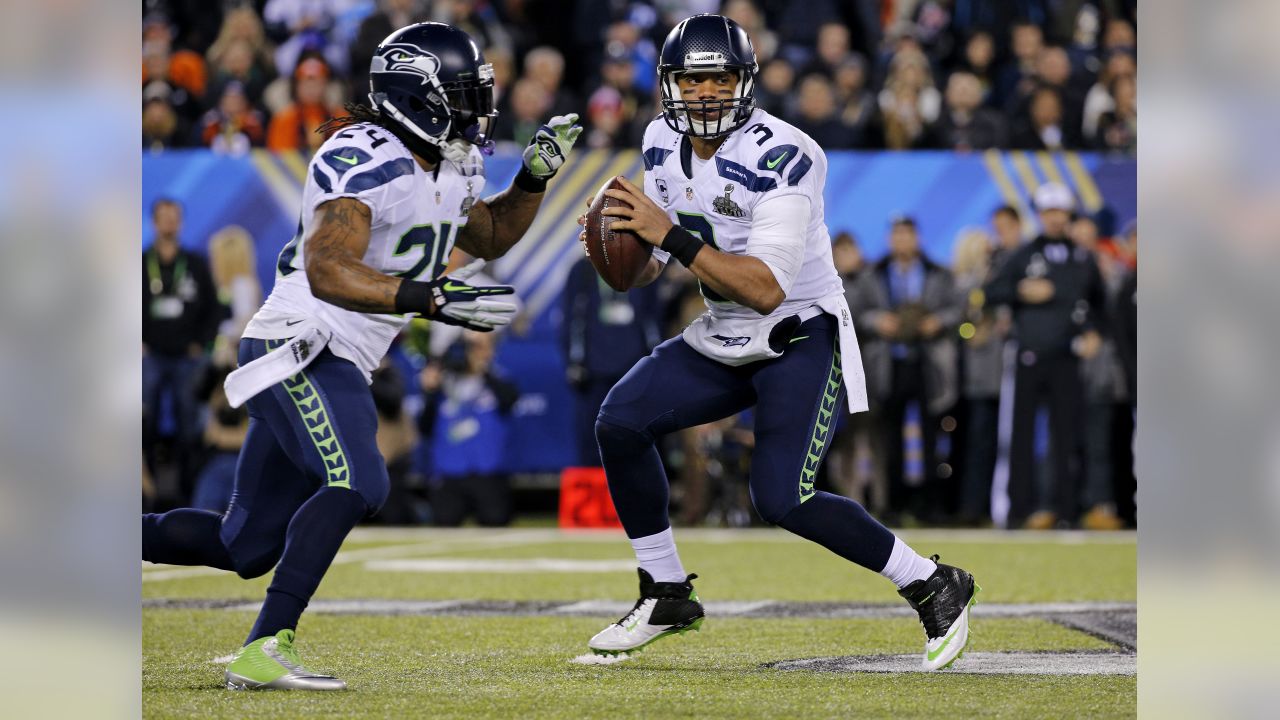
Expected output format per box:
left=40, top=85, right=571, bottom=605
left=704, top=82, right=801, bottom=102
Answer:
left=584, top=176, right=654, bottom=291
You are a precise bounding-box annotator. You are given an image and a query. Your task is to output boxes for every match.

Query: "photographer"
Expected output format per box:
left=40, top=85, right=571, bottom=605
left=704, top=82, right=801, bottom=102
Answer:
left=418, top=332, right=520, bottom=527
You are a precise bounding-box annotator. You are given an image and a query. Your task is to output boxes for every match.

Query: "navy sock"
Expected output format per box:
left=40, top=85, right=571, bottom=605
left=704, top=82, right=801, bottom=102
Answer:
left=246, top=487, right=367, bottom=644
left=595, top=418, right=671, bottom=539
left=142, top=509, right=234, bottom=570
left=776, top=491, right=895, bottom=573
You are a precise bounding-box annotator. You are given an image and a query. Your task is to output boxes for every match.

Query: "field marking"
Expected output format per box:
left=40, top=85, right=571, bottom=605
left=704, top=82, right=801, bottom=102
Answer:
left=770, top=651, right=1136, bottom=676
left=364, top=558, right=638, bottom=574
left=345, top=527, right=1136, bottom=546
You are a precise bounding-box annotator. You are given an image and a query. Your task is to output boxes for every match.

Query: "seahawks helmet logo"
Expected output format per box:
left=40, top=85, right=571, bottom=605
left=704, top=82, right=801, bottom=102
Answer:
left=373, top=44, right=442, bottom=85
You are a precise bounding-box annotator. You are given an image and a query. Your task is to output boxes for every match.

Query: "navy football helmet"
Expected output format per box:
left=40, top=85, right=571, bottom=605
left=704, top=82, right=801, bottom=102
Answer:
left=368, top=22, right=497, bottom=160
left=658, top=14, right=758, bottom=138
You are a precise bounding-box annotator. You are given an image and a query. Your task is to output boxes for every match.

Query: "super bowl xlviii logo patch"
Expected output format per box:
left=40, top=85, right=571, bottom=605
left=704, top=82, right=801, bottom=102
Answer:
left=713, top=184, right=745, bottom=218
left=711, top=334, right=750, bottom=348
left=656, top=178, right=670, bottom=204
left=460, top=180, right=475, bottom=217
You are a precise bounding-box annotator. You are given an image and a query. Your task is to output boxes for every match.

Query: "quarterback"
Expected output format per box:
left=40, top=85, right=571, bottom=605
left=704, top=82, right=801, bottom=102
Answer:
left=579, top=14, right=979, bottom=670
left=142, top=23, right=581, bottom=689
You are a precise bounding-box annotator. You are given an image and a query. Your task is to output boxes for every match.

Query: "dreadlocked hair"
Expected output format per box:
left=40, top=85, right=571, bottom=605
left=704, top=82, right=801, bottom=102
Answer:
left=316, top=102, right=389, bottom=136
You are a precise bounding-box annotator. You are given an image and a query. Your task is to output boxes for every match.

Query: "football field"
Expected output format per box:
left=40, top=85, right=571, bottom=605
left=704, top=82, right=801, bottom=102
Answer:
left=143, top=527, right=1136, bottom=718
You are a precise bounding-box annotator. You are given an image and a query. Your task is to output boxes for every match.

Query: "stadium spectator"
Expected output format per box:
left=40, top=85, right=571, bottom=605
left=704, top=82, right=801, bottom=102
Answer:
left=207, top=38, right=275, bottom=112
left=929, top=70, right=1007, bottom=151
left=432, top=0, right=513, bottom=55
left=984, top=183, right=1107, bottom=529
left=521, top=46, right=579, bottom=120
left=849, top=216, right=961, bottom=523
left=1094, top=74, right=1136, bottom=155
left=951, top=227, right=1003, bottom=525
left=754, top=57, right=796, bottom=118
left=832, top=56, right=877, bottom=147
left=143, top=82, right=190, bottom=152
left=560, top=256, right=663, bottom=467
left=1082, top=49, right=1136, bottom=143
left=801, top=21, right=855, bottom=78
left=877, top=47, right=941, bottom=149
left=206, top=225, right=263, bottom=367
left=143, top=38, right=204, bottom=128
left=591, top=45, right=651, bottom=148
left=266, top=57, right=341, bottom=153
left=495, top=77, right=552, bottom=147
left=584, top=85, right=629, bottom=150
left=601, top=19, right=659, bottom=95
left=190, top=363, right=248, bottom=513
left=995, top=20, right=1044, bottom=110
left=155, top=0, right=226, bottom=54
left=959, top=30, right=998, bottom=106
left=143, top=198, right=221, bottom=499
left=206, top=5, right=278, bottom=107
left=990, top=203, right=1026, bottom=270
left=143, top=12, right=208, bottom=102
left=198, top=82, right=267, bottom=154
left=262, top=0, right=346, bottom=79
left=789, top=74, right=851, bottom=149
left=829, top=232, right=887, bottom=514
left=418, top=332, right=521, bottom=527
left=1071, top=215, right=1128, bottom=530
left=1101, top=17, right=1136, bottom=54
left=371, top=356, right=420, bottom=525
left=1011, top=86, right=1075, bottom=150
left=349, top=0, right=430, bottom=100
left=722, top=0, right=779, bottom=64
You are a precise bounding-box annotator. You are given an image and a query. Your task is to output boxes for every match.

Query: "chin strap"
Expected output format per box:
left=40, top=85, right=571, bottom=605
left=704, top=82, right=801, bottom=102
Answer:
left=374, top=97, right=478, bottom=169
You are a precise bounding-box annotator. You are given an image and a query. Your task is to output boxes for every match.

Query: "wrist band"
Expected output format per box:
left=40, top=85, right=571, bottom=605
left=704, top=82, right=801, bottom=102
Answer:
left=514, top=167, right=549, bottom=193
left=394, top=279, right=433, bottom=315
left=660, top=226, right=705, bottom=267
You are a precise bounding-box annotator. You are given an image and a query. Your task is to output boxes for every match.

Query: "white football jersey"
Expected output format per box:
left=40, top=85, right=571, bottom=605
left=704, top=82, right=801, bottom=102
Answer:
left=642, top=108, right=843, bottom=322
left=244, top=123, right=485, bottom=380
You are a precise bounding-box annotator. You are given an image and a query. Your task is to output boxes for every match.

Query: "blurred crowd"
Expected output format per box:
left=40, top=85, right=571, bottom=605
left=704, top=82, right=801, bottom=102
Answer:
left=143, top=187, right=1136, bottom=530
left=143, top=0, right=1137, bottom=155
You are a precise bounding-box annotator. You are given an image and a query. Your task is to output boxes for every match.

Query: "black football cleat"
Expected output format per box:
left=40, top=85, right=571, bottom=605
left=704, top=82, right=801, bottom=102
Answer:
left=898, top=555, right=979, bottom=670
left=588, top=569, right=705, bottom=656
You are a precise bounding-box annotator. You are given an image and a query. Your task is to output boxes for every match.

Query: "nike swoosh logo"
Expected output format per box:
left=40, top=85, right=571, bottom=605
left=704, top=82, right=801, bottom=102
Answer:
left=442, top=282, right=469, bottom=292
left=766, top=152, right=789, bottom=169
left=927, top=631, right=954, bottom=662
left=625, top=620, right=639, bottom=632
left=335, top=155, right=359, bottom=165
left=286, top=319, right=303, bottom=326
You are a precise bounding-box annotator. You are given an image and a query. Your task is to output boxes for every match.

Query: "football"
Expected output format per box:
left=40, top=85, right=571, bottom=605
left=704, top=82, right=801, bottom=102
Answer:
left=584, top=176, right=653, bottom=291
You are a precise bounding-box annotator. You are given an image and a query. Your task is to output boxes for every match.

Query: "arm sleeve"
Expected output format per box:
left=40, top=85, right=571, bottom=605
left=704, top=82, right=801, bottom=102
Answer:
left=746, top=192, right=810, bottom=296
left=983, top=249, right=1023, bottom=307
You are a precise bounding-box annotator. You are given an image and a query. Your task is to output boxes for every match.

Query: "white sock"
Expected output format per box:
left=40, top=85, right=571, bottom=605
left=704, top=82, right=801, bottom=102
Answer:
left=630, top=527, right=687, bottom=582
left=879, top=536, right=938, bottom=589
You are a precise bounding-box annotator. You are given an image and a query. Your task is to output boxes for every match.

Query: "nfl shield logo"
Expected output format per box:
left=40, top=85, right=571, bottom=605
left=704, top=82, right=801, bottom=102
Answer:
left=685, top=186, right=694, bottom=201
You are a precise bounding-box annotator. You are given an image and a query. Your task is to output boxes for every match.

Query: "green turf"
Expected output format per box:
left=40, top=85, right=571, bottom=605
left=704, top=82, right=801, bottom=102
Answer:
left=144, top=529, right=1136, bottom=603
left=143, top=529, right=1136, bottom=718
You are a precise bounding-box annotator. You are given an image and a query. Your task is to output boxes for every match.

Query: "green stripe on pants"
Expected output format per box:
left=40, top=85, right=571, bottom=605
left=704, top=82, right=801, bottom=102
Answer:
left=267, top=338, right=352, bottom=489
left=799, top=344, right=842, bottom=504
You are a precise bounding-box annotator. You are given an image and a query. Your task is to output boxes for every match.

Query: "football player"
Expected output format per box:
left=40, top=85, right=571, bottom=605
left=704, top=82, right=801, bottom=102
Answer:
left=142, top=23, right=582, bottom=690
left=578, top=14, right=978, bottom=670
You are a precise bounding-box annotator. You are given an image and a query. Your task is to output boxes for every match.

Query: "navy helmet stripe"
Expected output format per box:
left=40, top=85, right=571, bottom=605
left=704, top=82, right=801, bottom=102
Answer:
left=344, top=158, right=416, bottom=193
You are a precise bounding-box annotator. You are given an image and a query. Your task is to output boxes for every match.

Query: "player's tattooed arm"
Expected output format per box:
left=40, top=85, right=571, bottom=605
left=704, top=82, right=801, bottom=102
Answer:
left=304, top=198, right=403, bottom=313
left=454, top=185, right=545, bottom=260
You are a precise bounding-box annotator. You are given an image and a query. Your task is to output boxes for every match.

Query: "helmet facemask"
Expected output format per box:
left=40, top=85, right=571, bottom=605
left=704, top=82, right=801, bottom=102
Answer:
left=660, top=66, right=756, bottom=138
left=370, top=46, right=497, bottom=162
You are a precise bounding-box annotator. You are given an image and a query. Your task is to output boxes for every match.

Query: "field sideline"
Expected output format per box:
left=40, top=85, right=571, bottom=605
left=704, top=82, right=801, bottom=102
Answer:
left=143, top=527, right=1136, bottom=719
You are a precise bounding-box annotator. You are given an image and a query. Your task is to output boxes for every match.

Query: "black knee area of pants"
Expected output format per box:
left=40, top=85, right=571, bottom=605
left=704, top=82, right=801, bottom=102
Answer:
left=356, top=473, right=389, bottom=516
left=756, top=493, right=801, bottom=527
left=230, top=542, right=285, bottom=580
left=595, top=416, right=653, bottom=457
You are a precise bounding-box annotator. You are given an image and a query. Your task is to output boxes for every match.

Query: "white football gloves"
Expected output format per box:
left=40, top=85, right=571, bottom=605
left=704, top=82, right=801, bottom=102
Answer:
left=427, top=260, right=517, bottom=332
